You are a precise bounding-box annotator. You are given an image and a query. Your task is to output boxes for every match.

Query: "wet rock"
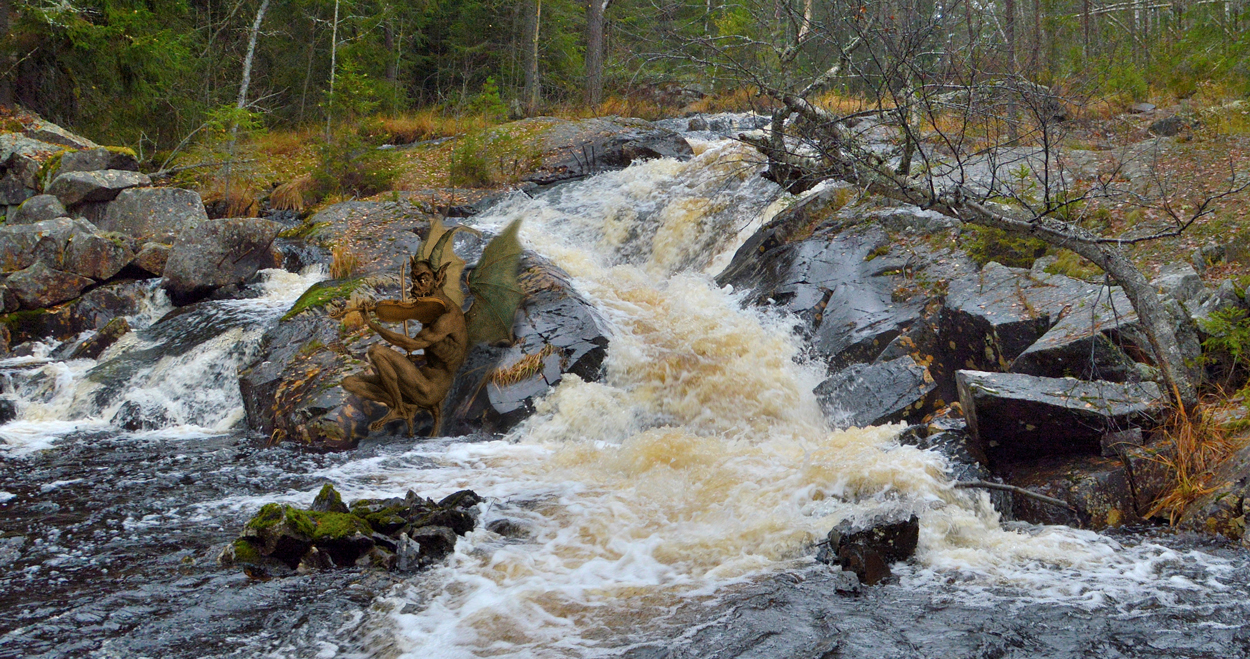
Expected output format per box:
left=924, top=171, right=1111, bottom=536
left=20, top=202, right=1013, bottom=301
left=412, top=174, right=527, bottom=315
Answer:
left=815, top=513, right=919, bottom=585
left=57, top=148, right=140, bottom=175
left=1008, top=284, right=1147, bottom=382
left=719, top=212, right=973, bottom=373
left=67, top=317, right=130, bottom=360
left=5, top=261, right=94, bottom=309
left=1191, top=279, right=1245, bottom=327
left=0, top=399, right=16, bottom=424
left=1179, top=441, right=1250, bottom=539
left=520, top=116, right=694, bottom=185
left=98, top=188, right=208, bottom=243
left=310, top=483, right=350, bottom=514
left=486, top=518, right=531, bottom=539
left=687, top=116, right=709, bottom=131
left=161, top=218, right=282, bottom=304
left=228, top=486, right=478, bottom=575
left=9, top=195, right=66, bottom=225
left=133, top=242, right=171, bottom=276
left=999, top=455, right=1139, bottom=529
left=817, top=356, right=937, bottom=427
left=109, top=400, right=175, bottom=431
left=274, top=238, right=331, bottom=273
left=243, top=251, right=609, bottom=449
left=899, top=424, right=1011, bottom=516
left=46, top=170, right=151, bottom=206
left=957, top=370, right=1164, bottom=465
left=1100, top=427, right=1145, bottom=458
left=0, top=278, right=152, bottom=347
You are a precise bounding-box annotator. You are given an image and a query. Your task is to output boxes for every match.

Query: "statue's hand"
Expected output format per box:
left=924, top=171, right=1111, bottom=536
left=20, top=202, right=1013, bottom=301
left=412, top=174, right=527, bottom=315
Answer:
left=359, top=298, right=377, bottom=314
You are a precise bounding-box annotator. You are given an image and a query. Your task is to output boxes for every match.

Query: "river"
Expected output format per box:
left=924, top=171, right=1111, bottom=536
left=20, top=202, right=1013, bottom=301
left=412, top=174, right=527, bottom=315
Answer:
left=2, top=124, right=1249, bottom=658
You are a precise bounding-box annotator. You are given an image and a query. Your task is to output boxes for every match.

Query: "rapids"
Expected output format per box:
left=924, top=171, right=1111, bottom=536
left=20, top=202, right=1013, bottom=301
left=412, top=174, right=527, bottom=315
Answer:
left=2, top=122, right=1250, bottom=658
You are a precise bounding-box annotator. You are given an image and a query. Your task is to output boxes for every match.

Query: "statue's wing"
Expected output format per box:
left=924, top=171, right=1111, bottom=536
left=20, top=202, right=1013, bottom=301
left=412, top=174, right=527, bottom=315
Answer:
left=419, top=217, right=479, bottom=308
left=465, top=220, right=523, bottom=346
left=373, top=298, right=448, bottom=326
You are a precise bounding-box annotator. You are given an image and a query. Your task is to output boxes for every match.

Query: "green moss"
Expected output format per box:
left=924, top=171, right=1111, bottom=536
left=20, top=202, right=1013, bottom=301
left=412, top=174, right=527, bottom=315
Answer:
left=312, top=483, right=346, bottom=511
left=350, top=499, right=409, bottom=533
left=37, top=149, right=74, bottom=190
left=307, top=511, right=374, bottom=540
left=1042, top=249, right=1103, bottom=281
left=104, top=145, right=138, bottom=158
left=961, top=225, right=1050, bottom=269
left=1, top=309, right=49, bottom=336
left=246, top=502, right=317, bottom=537
left=282, top=277, right=363, bottom=320
left=278, top=220, right=328, bottom=240
left=228, top=538, right=263, bottom=564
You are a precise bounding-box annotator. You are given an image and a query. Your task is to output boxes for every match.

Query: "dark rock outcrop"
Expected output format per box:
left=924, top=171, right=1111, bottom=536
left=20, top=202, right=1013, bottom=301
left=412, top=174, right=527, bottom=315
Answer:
left=0, top=279, right=152, bottom=345
left=9, top=195, right=66, bottom=224
left=98, top=188, right=208, bottom=243
left=957, top=370, right=1164, bottom=465
left=815, top=513, right=919, bottom=585
left=997, top=447, right=1171, bottom=529
left=47, top=170, right=151, bottom=206
left=817, top=356, right=936, bottom=427
left=161, top=218, right=282, bottom=304
left=67, top=316, right=130, bottom=360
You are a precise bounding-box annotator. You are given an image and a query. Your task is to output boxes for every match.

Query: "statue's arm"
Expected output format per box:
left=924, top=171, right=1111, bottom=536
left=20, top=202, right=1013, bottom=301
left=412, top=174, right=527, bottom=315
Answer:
left=365, top=316, right=427, bottom=352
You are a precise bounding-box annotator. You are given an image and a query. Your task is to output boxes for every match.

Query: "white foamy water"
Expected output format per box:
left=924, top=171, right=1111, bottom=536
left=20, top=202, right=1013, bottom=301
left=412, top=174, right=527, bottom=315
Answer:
left=0, top=267, right=326, bottom=454
left=193, top=141, right=1225, bottom=657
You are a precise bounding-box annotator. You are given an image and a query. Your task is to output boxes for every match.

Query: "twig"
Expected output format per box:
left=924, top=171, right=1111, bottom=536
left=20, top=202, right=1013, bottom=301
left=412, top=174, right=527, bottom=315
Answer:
left=149, top=159, right=257, bottom=180
left=953, top=480, right=1074, bottom=510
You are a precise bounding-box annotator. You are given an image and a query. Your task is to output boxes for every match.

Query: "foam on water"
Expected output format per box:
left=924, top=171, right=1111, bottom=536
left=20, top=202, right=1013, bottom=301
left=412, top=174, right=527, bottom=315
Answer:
left=0, top=266, right=326, bottom=454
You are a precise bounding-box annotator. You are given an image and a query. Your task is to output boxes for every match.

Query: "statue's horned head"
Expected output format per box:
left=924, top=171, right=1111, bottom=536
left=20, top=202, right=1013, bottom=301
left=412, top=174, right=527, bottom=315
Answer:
left=409, top=257, right=450, bottom=299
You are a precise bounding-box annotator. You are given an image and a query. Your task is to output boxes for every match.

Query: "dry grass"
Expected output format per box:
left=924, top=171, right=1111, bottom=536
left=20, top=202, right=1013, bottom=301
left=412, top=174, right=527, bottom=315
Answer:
left=201, top=176, right=260, bottom=217
left=1148, top=395, right=1249, bottom=525
left=491, top=345, right=558, bottom=386
left=686, top=87, right=778, bottom=114
left=330, top=242, right=361, bottom=279
left=367, top=110, right=493, bottom=145
left=271, top=174, right=315, bottom=212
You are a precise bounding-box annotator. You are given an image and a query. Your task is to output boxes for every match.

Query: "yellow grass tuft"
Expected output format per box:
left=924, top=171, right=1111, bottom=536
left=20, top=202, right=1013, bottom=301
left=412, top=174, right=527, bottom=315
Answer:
left=201, top=177, right=260, bottom=217
left=330, top=242, right=361, bottom=280
left=271, top=174, right=315, bottom=212
left=491, top=345, right=558, bottom=386
left=1148, top=395, right=1248, bottom=525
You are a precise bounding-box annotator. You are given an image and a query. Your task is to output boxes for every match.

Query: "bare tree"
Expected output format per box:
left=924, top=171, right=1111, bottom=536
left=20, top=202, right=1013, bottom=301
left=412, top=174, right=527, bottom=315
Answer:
left=585, top=0, right=613, bottom=107
left=524, top=0, right=542, bottom=113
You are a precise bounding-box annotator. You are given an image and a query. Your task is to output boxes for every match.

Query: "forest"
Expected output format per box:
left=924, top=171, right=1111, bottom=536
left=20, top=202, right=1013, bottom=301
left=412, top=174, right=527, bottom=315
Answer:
left=0, top=0, right=1246, bottom=150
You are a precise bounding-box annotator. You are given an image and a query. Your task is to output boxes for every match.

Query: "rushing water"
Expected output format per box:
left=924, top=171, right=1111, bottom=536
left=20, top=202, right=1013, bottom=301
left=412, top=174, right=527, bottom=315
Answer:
left=3, top=123, right=1250, bottom=658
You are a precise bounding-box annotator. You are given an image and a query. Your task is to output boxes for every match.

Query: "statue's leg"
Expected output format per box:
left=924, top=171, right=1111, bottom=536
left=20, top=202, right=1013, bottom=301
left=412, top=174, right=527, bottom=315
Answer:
left=367, top=345, right=413, bottom=422
left=427, top=403, right=442, bottom=438
left=342, top=374, right=394, bottom=407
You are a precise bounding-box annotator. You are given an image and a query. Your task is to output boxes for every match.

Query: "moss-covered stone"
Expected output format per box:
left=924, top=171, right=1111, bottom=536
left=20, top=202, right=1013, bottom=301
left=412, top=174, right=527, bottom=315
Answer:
left=220, top=538, right=263, bottom=566
left=282, top=277, right=363, bottom=320
left=311, top=483, right=349, bottom=513
left=307, top=511, right=374, bottom=541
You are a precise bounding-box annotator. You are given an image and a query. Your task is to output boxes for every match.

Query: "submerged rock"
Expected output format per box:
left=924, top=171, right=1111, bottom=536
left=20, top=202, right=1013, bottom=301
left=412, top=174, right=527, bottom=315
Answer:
left=67, top=316, right=130, bottom=360
left=519, top=116, right=694, bottom=185
left=957, top=370, right=1164, bottom=465
left=815, top=513, right=919, bottom=585
left=223, top=485, right=481, bottom=574
left=817, top=356, right=937, bottom=427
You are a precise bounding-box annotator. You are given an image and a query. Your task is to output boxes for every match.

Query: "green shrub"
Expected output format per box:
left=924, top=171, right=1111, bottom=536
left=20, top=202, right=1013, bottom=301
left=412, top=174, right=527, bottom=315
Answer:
left=312, top=134, right=400, bottom=199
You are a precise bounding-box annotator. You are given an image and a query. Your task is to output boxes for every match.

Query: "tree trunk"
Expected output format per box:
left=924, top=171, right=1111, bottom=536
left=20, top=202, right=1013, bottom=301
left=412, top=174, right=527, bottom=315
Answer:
left=0, top=0, right=11, bottom=107
left=585, top=0, right=607, bottom=107
left=524, top=0, right=542, bottom=114
left=384, top=20, right=397, bottom=85
left=237, top=0, right=271, bottom=112
left=327, top=0, right=340, bottom=140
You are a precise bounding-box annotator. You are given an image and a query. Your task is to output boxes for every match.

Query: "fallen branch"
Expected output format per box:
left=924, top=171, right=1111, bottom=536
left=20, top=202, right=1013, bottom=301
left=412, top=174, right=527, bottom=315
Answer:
left=149, top=159, right=257, bottom=180
left=953, top=480, right=1074, bottom=510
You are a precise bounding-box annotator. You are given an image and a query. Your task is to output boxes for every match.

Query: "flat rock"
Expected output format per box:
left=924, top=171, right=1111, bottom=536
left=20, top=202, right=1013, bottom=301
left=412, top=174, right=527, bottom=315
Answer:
left=817, top=356, right=937, bottom=427
left=57, top=148, right=140, bottom=175
left=9, top=195, right=67, bottom=224
left=5, top=261, right=95, bottom=309
left=98, top=187, right=208, bottom=243
left=161, top=218, right=282, bottom=304
left=47, top=170, right=151, bottom=206
left=957, top=370, right=1164, bottom=465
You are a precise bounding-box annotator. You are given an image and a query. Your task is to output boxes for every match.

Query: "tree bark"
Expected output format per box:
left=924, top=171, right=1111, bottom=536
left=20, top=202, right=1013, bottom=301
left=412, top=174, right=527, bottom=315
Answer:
left=524, top=0, right=542, bottom=113
left=384, top=20, right=397, bottom=85
left=584, top=0, right=608, bottom=107
left=237, top=0, right=271, bottom=112
left=0, top=0, right=11, bottom=107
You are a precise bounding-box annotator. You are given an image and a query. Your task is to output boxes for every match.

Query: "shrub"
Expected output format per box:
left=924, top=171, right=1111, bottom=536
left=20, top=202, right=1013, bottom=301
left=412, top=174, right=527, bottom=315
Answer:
left=312, top=135, right=401, bottom=200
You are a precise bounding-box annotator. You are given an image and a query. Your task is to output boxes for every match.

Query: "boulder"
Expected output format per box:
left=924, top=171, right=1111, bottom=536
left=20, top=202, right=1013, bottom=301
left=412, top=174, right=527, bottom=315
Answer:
left=97, top=187, right=208, bottom=242
left=46, top=170, right=151, bottom=206
left=898, top=424, right=1011, bottom=516
left=0, top=151, right=42, bottom=206
left=520, top=116, right=694, bottom=185
left=161, top=217, right=282, bottom=304
left=8, top=195, right=67, bottom=225
left=240, top=251, right=611, bottom=449
left=998, top=454, right=1147, bottom=529
left=57, top=147, right=140, bottom=175
left=133, top=242, right=171, bottom=276
left=1148, top=115, right=1194, bottom=137
left=957, top=370, right=1164, bottom=465
left=21, top=117, right=100, bottom=150
left=5, top=261, right=95, bottom=309
left=815, top=512, right=919, bottom=585
left=66, top=316, right=130, bottom=360
left=0, top=278, right=151, bottom=345
left=1179, top=440, right=1250, bottom=540
left=0, top=399, right=16, bottom=423
left=1153, top=262, right=1205, bottom=307
left=816, top=356, right=937, bottom=427
left=65, top=228, right=135, bottom=280
left=719, top=215, right=972, bottom=373
left=0, top=218, right=79, bottom=273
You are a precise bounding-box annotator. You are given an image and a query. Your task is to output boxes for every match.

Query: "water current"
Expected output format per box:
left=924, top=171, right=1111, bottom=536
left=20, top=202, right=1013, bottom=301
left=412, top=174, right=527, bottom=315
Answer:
left=2, top=122, right=1249, bottom=658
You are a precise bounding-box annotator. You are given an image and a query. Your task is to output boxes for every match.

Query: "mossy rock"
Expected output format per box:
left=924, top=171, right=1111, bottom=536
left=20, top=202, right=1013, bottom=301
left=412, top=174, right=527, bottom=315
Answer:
left=218, top=538, right=264, bottom=567
left=960, top=225, right=1050, bottom=269
left=307, top=511, right=374, bottom=542
left=282, top=277, right=364, bottom=320
left=350, top=498, right=412, bottom=535
left=311, top=483, right=350, bottom=513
